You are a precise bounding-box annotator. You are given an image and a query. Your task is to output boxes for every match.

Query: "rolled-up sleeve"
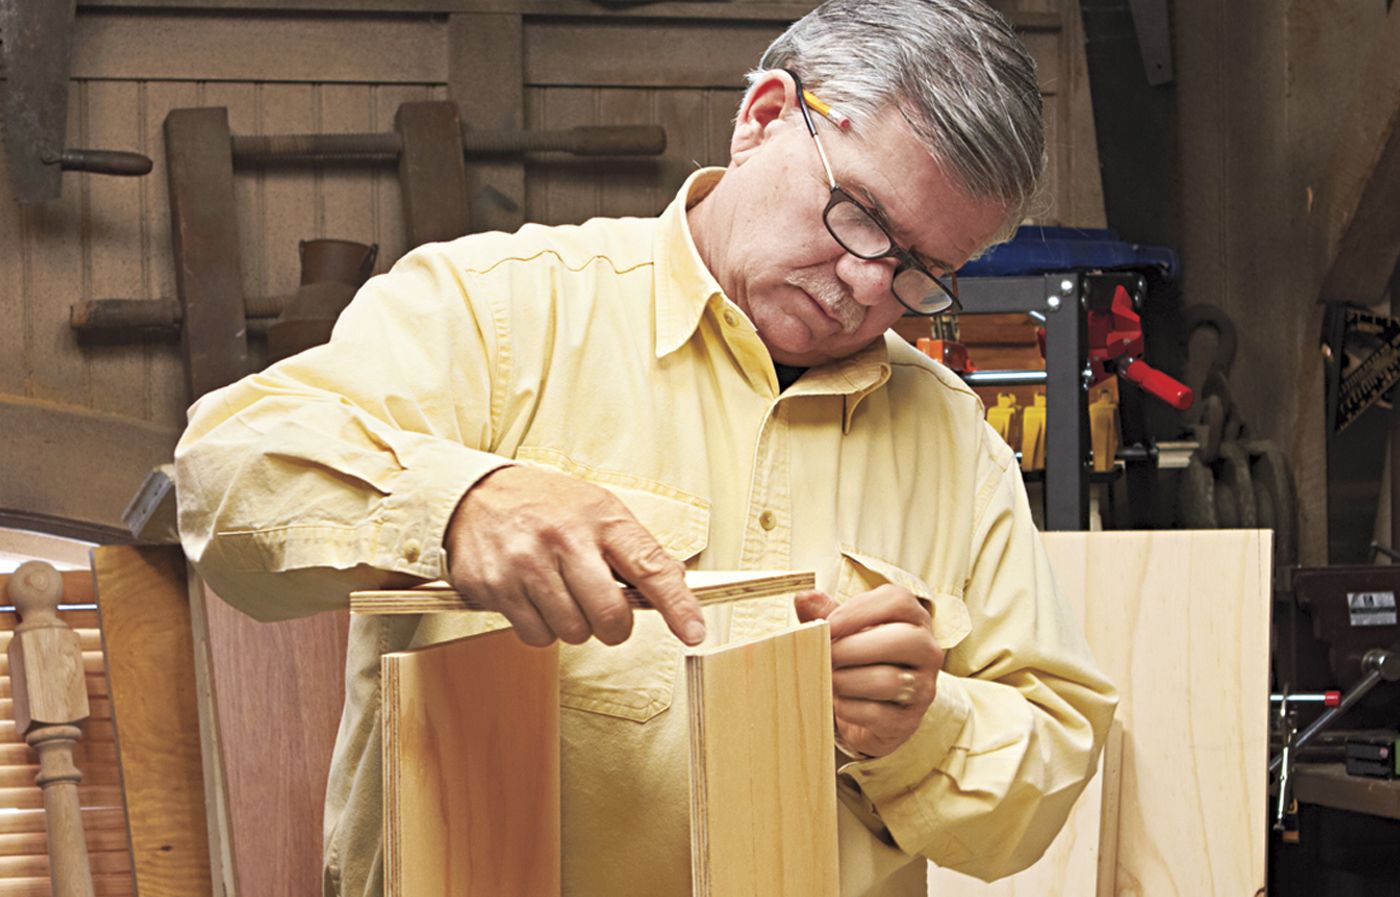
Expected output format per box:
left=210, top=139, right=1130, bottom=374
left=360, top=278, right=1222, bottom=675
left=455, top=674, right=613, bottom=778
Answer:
left=838, top=426, right=1118, bottom=880
left=175, top=244, right=513, bottom=621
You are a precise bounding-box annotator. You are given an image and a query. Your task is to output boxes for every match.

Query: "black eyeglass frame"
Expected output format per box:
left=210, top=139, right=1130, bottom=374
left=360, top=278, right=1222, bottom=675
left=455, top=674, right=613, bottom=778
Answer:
left=785, top=70, right=962, bottom=316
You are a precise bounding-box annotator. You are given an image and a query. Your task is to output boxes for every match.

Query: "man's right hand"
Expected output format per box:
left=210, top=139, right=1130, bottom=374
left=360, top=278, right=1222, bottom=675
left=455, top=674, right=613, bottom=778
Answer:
left=444, top=466, right=706, bottom=648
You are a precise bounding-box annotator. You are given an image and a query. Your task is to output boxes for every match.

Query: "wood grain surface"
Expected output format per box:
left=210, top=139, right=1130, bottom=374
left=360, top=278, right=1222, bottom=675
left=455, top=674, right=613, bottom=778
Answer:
left=685, top=620, right=838, bottom=897
left=91, top=545, right=211, bottom=897
left=192, top=577, right=349, bottom=897
left=927, top=532, right=1267, bottom=896
left=382, top=629, right=559, bottom=897
left=351, top=570, right=815, bottom=615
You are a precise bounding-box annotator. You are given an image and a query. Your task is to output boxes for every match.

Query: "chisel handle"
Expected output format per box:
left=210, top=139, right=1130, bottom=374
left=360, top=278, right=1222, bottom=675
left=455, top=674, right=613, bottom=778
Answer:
left=48, top=149, right=155, bottom=176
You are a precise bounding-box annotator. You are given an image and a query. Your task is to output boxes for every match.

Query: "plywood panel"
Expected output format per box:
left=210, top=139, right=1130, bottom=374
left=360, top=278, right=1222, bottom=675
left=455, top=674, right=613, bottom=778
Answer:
left=685, top=620, right=838, bottom=897
left=195, top=580, right=349, bottom=897
left=91, top=545, right=212, bottom=897
left=1043, top=530, right=1270, bottom=896
left=382, top=629, right=559, bottom=897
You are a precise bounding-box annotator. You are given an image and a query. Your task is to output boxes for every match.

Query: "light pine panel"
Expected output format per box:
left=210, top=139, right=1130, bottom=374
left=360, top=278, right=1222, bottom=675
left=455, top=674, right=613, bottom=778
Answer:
left=383, top=629, right=560, bottom=897
left=1046, top=530, right=1269, bottom=896
left=685, top=621, right=838, bottom=897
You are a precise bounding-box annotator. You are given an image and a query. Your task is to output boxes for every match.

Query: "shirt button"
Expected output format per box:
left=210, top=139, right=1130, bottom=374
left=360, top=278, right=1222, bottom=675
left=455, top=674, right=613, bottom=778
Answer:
left=402, top=539, right=422, bottom=563
left=722, top=309, right=739, bottom=328
left=758, top=510, right=777, bottom=531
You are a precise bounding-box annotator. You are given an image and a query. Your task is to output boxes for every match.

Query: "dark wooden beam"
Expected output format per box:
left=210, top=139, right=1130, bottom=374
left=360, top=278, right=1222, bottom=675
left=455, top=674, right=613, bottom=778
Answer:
left=165, top=107, right=248, bottom=401
left=395, top=101, right=471, bottom=248
left=449, top=13, right=526, bottom=236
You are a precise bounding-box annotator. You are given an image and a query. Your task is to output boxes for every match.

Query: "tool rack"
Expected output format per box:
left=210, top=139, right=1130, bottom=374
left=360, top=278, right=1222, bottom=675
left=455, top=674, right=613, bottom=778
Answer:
left=955, top=274, right=1091, bottom=531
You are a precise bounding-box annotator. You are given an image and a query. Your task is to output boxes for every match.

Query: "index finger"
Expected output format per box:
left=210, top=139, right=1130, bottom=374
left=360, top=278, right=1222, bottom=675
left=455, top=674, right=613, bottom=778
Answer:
left=600, top=517, right=705, bottom=646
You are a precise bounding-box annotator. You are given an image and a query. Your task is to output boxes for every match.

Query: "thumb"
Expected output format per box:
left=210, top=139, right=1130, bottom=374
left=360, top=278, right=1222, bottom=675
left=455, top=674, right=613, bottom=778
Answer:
left=794, top=590, right=839, bottom=623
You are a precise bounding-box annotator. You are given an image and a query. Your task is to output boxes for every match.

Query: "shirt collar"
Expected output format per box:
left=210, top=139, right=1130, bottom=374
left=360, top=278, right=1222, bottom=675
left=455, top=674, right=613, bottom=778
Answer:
left=653, top=167, right=727, bottom=359
left=783, top=337, right=893, bottom=433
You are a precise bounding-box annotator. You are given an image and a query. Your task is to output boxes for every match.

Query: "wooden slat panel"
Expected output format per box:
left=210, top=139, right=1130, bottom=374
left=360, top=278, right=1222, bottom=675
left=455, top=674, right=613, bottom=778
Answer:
left=91, top=545, right=211, bottom=897
left=685, top=621, right=837, bottom=897
left=0, top=807, right=124, bottom=837
left=0, top=848, right=131, bottom=878
left=72, top=12, right=446, bottom=84
left=383, top=629, right=560, bottom=897
left=0, top=828, right=128, bottom=858
left=527, top=86, right=602, bottom=225
left=317, top=85, right=382, bottom=251
left=83, top=79, right=152, bottom=421
left=0, top=872, right=132, bottom=897
left=0, top=787, right=122, bottom=811
left=597, top=88, right=666, bottom=218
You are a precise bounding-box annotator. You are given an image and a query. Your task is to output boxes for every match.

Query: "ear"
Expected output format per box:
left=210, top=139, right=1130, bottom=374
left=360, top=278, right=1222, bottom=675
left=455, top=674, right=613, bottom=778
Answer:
left=729, top=70, right=800, bottom=164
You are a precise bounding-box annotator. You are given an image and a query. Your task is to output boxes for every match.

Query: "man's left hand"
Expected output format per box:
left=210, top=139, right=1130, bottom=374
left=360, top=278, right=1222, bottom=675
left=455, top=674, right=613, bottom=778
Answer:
left=795, top=585, right=945, bottom=758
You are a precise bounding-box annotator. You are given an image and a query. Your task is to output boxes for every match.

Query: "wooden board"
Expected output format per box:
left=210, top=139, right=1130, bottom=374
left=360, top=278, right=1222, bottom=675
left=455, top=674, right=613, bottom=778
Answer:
left=351, top=569, right=815, bottom=615
left=1044, top=530, right=1269, bottom=897
left=90, top=545, right=212, bottom=897
left=927, top=720, right=1123, bottom=897
left=191, top=577, right=349, bottom=897
left=382, top=628, right=559, bottom=897
left=685, top=620, right=838, bottom=897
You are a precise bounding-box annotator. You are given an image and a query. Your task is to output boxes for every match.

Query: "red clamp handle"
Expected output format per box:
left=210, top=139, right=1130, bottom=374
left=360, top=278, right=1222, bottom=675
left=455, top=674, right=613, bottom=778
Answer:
left=1122, top=359, right=1194, bottom=411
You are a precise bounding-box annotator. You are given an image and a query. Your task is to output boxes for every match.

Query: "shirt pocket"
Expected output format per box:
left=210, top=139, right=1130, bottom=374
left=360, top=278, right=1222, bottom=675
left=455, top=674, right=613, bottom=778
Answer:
left=834, top=546, right=972, bottom=652
left=515, top=445, right=709, bottom=722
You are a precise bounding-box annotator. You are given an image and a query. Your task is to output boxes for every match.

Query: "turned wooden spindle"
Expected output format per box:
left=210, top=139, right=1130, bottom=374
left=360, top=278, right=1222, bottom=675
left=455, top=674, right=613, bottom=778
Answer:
left=7, top=561, right=95, bottom=897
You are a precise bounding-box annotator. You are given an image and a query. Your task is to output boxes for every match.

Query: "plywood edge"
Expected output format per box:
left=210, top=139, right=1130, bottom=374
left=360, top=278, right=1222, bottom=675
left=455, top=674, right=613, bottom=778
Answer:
left=686, top=653, right=711, bottom=897
left=1095, top=719, right=1124, bottom=897
left=185, top=565, right=238, bottom=897
left=381, top=654, right=402, bottom=897
left=351, top=570, right=815, bottom=615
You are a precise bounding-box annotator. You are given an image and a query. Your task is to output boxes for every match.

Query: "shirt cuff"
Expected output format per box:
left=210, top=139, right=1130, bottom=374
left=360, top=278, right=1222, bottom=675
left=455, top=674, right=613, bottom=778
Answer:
left=378, top=436, right=516, bottom=580
left=836, top=671, right=971, bottom=849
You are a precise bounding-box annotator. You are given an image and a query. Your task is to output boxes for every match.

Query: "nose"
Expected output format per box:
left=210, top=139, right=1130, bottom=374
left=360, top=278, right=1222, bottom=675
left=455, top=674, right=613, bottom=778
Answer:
left=834, top=252, right=899, bottom=308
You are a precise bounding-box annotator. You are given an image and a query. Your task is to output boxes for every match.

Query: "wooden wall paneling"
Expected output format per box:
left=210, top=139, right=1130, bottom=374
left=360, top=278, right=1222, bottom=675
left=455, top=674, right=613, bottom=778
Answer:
left=81, top=80, right=150, bottom=422
left=524, top=19, right=791, bottom=89
left=91, top=545, right=213, bottom=897
left=139, top=81, right=202, bottom=429
left=449, top=13, right=527, bottom=236
left=704, top=89, right=741, bottom=171
left=1043, top=530, right=1270, bottom=895
left=526, top=87, right=602, bottom=226
left=0, top=125, right=24, bottom=399
left=371, top=85, right=441, bottom=273
left=22, top=90, right=88, bottom=408
left=654, top=88, right=719, bottom=199
left=254, top=84, right=322, bottom=301
left=1061, top=0, right=1106, bottom=228
left=72, top=11, right=447, bottom=85
left=192, top=576, right=350, bottom=897
left=382, top=629, right=560, bottom=897
left=597, top=89, right=666, bottom=218
left=925, top=719, right=1123, bottom=896
left=685, top=620, right=838, bottom=897
left=317, top=85, right=382, bottom=252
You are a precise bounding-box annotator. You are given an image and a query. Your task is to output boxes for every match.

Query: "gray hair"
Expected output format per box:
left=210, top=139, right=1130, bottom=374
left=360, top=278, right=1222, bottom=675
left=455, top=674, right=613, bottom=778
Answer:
left=750, top=0, right=1047, bottom=237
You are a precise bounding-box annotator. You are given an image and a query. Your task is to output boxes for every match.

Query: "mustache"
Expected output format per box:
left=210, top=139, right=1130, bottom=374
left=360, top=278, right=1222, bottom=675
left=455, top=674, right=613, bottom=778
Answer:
left=785, top=270, right=865, bottom=334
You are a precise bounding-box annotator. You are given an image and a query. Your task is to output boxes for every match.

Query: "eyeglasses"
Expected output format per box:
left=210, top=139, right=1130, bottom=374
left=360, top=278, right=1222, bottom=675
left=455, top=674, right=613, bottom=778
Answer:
left=788, top=72, right=961, bottom=316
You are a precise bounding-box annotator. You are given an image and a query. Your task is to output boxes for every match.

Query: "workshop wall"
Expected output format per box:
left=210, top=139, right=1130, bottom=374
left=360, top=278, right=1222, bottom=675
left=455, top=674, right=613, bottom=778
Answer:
left=1, top=0, right=1101, bottom=534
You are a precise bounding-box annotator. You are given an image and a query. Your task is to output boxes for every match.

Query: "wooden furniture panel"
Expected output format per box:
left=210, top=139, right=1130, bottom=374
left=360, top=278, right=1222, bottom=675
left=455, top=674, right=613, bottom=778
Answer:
left=382, top=629, right=560, bottom=897
left=685, top=620, right=838, bottom=897
left=192, top=578, right=349, bottom=897
left=91, top=545, right=212, bottom=897
left=1046, top=530, right=1269, bottom=896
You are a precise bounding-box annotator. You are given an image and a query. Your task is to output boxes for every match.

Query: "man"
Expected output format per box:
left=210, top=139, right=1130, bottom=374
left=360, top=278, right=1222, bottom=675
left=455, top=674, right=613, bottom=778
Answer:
left=176, top=1, right=1117, bottom=895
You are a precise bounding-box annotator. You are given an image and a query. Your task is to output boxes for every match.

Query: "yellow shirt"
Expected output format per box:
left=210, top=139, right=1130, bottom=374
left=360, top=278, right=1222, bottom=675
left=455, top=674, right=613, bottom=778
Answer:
left=176, top=168, right=1117, bottom=897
